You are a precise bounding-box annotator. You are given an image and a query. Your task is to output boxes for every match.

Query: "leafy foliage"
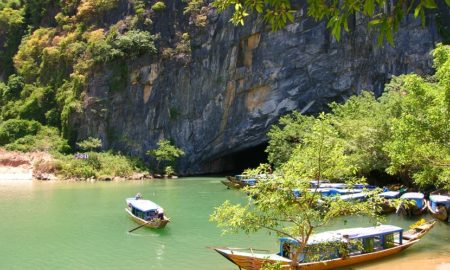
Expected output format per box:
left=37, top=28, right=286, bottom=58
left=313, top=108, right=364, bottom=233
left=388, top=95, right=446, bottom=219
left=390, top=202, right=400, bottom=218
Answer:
left=212, top=0, right=450, bottom=45
left=55, top=151, right=143, bottom=179
left=211, top=122, right=382, bottom=267
left=266, top=44, right=450, bottom=188
left=146, top=139, right=185, bottom=174
left=76, top=137, right=102, bottom=152
left=0, top=119, right=41, bottom=145
left=382, top=45, right=450, bottom=188
left=151, top=1, right=166, bottom=11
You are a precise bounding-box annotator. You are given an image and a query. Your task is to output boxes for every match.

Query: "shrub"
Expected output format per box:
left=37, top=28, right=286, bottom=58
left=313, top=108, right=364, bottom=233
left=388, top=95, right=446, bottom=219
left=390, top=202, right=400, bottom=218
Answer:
left=111, top=30, right=157, bottom=59
left=76, top=137, right=102, bottom=152
left=55, top=151, right=143, bottom=179
left=0, top=119, right=41, bottom=145
left=76, top=0, right=119, bottom=21
left=151, top=1, right=166, bottom=11
left=4, top=125, right=70, bottom=153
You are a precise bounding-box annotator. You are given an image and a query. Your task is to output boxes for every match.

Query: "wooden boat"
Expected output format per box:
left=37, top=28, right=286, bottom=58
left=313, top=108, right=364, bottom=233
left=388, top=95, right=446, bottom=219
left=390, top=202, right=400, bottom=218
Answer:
left=222, top=175, right=258, bottom=189
left=427, top=190, right=449, bottom=222
left=125, top=198, right=170, bottom=229
left=213, top=220, right=436, bottom=270
left=396, top=192, right=427, bottom=216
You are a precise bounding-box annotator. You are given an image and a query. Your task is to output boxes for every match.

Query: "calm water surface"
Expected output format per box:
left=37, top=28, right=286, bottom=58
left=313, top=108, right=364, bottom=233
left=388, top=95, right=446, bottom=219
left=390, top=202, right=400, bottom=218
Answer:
left=0, top=177, right=448, bottom=270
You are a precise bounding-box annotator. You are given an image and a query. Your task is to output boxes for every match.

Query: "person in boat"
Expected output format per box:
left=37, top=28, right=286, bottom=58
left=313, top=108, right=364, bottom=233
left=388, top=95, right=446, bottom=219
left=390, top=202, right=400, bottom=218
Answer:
left=157, top=208, right=164, bottom=220
left=282, top=242, right=291, bottom=258
left=429, top=203, right=448, bottom=222
left=340, top=234, right=350, bottom=259
left=135, top=192, right=142, bottom=200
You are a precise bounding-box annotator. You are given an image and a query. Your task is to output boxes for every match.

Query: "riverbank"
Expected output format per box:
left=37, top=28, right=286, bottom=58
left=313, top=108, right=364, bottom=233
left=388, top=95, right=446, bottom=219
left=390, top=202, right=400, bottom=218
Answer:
left=0, top=148, right=151, bottom=181
left=0, top=149, right=52, bottom=180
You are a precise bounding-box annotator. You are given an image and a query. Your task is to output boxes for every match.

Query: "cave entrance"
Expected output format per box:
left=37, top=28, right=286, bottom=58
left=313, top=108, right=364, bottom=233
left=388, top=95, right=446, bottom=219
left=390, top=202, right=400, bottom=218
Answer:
left=221, top=143, right=269, bottom=175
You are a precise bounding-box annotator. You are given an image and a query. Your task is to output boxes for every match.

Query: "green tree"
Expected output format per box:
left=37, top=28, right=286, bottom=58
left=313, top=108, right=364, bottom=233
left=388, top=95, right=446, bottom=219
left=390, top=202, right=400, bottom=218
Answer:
left=146, top=139, right=185, bottom=174
left=329, top=91, right=391, bottom=175
left=77, top=137, right=103, bottom=152
left=382, top=44, right=450, bottom=188
left=211, top=117, right=381, bottom=269
left=266, top=112, right=315, bottom=168
left=212, top=0, right=450, bottom=45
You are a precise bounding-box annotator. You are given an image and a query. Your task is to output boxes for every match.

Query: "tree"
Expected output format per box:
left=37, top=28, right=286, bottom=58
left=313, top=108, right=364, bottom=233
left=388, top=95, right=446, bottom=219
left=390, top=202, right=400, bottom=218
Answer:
left=264, top=45, right=450, bottom=188
left=212, top=0, right=450, bottom=45
left=211, top=114, right=382, bottom=269
left=146, top=139, right=185, bottom=174
left=382, top=44, right=450, bottom=188
left=76, top=137, right=102, bottom=152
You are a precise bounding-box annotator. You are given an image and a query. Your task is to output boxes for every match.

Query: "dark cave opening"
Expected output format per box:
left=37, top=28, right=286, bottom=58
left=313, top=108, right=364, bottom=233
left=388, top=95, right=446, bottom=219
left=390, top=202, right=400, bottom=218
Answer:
left=218, top=143, right=269, bottom=175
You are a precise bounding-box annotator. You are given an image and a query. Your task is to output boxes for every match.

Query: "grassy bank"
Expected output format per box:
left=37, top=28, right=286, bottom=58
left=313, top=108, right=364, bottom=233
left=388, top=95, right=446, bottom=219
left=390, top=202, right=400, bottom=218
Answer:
left=0, top=119, right=148, bottom=180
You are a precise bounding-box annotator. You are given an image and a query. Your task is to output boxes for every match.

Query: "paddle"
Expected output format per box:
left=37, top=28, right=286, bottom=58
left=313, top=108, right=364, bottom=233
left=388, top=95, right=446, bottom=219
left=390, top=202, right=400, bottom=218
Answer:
left=128, top=221, right=151, bottom=233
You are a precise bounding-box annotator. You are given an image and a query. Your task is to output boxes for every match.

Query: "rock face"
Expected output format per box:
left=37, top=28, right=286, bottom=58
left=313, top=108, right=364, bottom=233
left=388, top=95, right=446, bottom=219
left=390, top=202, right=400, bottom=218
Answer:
left=75, top=2, right=440, bottom=175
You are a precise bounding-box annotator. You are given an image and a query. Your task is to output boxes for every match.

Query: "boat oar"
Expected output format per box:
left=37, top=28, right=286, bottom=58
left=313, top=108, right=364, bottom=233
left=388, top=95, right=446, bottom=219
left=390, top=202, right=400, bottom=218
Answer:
left=128, top=222, right=150, bottom=233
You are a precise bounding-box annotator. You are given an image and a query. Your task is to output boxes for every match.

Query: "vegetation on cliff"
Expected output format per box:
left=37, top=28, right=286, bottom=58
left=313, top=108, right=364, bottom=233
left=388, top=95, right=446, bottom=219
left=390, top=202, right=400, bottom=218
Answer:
left=212, top=0, right=450, bottom=44
left=266, top=44, right=449, bottom=189
left=0, top=0, right=180, bottom=179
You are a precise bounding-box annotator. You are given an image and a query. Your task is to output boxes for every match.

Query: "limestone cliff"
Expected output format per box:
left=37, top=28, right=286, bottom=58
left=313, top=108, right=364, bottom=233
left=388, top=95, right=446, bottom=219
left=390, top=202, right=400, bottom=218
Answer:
left=74, top=1, right=441, bottom=174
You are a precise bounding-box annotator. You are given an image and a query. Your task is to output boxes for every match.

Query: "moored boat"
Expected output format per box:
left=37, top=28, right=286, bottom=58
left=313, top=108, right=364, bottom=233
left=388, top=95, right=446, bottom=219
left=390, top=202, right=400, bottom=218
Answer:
left=125, top=198, right=170, bottom=229
left=213, top=220, right=436, bottom=270
left=223, top=175, right=259, bottom=189
left=427, top=190, right=449, bottom=222
left=396, top=192, right=427, bottom=216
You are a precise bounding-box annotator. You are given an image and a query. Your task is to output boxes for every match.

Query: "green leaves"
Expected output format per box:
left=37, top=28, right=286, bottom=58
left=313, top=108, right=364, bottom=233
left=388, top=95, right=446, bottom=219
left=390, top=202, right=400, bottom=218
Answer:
left=146, top=139, right=185, bottom=174
left=212, top=0, right=449, bottom=46
left=265, top=45, right=450, bottom=188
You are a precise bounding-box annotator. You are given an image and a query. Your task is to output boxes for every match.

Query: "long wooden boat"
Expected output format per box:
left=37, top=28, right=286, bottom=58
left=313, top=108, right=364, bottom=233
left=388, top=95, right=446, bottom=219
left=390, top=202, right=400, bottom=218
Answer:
left=125, top=198, right=170, bottom=229
left=213, top=220, right=436, bottom=270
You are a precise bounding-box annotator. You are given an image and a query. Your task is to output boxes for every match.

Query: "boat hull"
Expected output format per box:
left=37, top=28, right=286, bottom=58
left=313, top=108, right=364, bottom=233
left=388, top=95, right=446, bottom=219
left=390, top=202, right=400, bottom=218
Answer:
left=221, top=180, right=243, bottom=189
left=214, top=221, right=436, bottom=270
left=216, top=241, right=416, bottom=270
left=125, top=208, right=170, bottom=229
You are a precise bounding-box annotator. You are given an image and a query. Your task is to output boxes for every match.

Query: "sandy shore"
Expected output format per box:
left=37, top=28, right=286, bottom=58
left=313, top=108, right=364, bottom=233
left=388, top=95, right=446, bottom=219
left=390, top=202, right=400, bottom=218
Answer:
left=0, top=166, right=33, bottom=180
left=0, top=149, right=53, bottom=181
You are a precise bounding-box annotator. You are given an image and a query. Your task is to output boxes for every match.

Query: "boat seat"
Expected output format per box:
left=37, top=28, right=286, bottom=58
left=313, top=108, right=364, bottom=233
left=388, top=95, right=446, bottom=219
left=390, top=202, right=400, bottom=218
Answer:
left=402, top=234, right=416, bottom=240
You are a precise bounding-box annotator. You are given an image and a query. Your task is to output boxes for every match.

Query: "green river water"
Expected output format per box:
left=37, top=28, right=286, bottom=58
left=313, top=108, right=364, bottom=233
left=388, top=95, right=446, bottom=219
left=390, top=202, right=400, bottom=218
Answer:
left=0, top=177, right=449, bottom=270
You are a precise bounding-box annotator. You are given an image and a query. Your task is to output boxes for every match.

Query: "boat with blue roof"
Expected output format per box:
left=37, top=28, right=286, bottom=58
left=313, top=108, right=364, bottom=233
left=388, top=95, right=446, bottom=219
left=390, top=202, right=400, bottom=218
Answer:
left=125, top=198, right=170, bottom=229
left=223, top=174, right=264, bottom=189
left=427, top=189, right=449, bottom=222
left=396, top=192, right=428, bottom=216
left=213, top=220, right=436, bottom=270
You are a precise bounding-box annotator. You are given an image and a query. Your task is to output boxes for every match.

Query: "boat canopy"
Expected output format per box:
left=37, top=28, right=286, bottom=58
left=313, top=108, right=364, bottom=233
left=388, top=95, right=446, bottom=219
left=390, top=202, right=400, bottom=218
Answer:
left=400, top=192, right=424, bottom=208
left=241, top=179, right=257, bottom=185
left=339, top=193, right=367, bottom=201
left=319, top=183, right=347, bottom=189
left=379, top=191, right=401, bottom=199
left=429, top=195, right=450, bottom=209
left=401, top=192, right=424, bottom=199
left=430, top=195, right=450, bottom=203
left=127, top=198, right=161, bottom=212
left=279, top=225, right=403, bottom=246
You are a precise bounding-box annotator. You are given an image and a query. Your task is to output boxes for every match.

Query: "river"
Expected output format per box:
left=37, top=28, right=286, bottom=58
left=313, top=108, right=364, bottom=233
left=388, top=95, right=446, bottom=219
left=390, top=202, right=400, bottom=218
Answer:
left=0, top=177, right=448, bottom=270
